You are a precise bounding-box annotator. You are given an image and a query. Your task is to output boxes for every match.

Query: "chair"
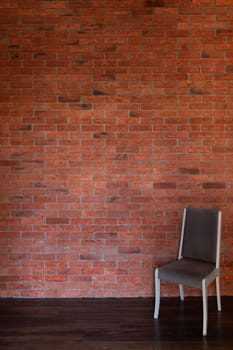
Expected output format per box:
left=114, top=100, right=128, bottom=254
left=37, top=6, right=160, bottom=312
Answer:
left=154, top=207, right=222, bottom=336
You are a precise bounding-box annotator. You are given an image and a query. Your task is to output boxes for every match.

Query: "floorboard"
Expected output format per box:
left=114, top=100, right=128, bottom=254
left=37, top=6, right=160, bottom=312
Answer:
left=0, top=297, right=232, bottom=349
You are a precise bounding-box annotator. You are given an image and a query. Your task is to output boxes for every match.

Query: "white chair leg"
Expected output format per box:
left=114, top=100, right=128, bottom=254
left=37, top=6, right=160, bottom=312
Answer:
left=179, top=284, right=184, bottom=301
left=154, top=269, right=160, bottom=319
left=202, top=279, right=208, bottom=336
left=216, top=276, right=222, bottom=311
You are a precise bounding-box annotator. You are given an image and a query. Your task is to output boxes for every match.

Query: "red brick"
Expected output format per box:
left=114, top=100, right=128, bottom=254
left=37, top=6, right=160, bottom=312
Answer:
left=191, top=0, right=214, bottom=5
left=203, top=182, right=226, bottom=189
left=216, top=0, right=233, bottom=5
left=46, top=218, right=69, bottom=225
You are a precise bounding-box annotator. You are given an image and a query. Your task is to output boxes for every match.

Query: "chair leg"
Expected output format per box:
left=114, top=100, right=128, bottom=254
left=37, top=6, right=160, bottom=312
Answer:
left=202, top=279, right=208, bottom=336
left=216, top=276, right=222, bottom=311
left=154, top=268, right=160, bottom=319
left=179, top=284, right=184, bottom=301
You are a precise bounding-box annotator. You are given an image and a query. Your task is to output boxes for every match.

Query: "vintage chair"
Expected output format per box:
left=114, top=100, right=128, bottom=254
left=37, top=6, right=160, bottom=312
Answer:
left=154, top=207, right=222, bottom=336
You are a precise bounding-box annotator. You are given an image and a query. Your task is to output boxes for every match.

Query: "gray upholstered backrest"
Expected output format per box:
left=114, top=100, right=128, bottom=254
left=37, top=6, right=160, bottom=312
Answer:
left=181, top=208, right=219, bottom=264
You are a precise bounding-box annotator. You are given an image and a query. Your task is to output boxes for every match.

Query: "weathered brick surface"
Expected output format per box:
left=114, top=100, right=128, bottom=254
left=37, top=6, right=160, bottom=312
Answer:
left=0, top=0, right=233, bottom=297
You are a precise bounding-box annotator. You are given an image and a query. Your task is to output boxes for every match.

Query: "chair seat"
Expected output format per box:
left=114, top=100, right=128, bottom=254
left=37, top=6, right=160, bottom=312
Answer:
left=158, top=258, right=216, bottom=289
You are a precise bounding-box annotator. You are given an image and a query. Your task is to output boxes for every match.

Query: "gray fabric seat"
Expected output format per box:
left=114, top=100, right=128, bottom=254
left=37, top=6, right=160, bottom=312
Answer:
left=158, top=258, right=216, bottom=289
left=154, top=207, right=222, bottom=336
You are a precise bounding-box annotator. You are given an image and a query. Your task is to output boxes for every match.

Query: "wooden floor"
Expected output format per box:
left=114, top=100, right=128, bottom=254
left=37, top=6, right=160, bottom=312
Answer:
left=0, top=297, right=232, bottom=350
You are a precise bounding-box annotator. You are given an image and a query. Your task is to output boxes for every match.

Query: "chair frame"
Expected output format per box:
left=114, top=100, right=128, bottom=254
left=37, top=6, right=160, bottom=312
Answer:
left=154, top=208, right=222, bottom=336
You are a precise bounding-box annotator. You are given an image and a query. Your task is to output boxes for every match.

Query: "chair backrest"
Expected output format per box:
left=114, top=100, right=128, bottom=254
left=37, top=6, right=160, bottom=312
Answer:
left=179, top=208, right=222, bottom=265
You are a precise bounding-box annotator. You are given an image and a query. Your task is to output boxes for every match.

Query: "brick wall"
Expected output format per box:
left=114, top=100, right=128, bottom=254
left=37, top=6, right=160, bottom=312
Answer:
left=0, top=0, right=233, bottom=297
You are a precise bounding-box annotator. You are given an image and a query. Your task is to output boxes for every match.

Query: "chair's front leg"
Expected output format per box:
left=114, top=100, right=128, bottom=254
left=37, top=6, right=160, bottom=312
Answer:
left=154, top=268, right=160, bottom=319
left=202, top=279, right=208, bottom=336
left=216, top=276, right=222, bottom=311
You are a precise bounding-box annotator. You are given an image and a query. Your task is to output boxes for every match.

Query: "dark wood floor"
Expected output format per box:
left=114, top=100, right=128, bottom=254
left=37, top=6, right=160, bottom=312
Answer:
left=0, top=297, right=232, bottom=350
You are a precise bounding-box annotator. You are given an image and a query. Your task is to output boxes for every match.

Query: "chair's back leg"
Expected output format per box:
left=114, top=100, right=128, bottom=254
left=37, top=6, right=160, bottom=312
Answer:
left=179, top=284, right=184, bottom=300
